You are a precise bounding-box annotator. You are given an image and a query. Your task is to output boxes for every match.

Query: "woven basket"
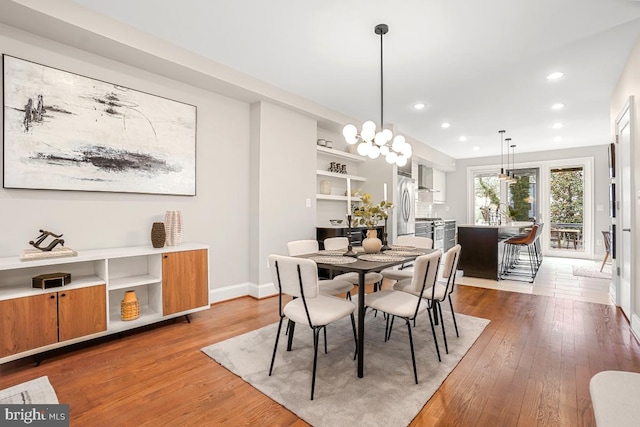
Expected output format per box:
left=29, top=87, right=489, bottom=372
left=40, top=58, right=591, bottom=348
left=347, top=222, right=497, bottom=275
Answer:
left=121, top=291, right=140, bottom=321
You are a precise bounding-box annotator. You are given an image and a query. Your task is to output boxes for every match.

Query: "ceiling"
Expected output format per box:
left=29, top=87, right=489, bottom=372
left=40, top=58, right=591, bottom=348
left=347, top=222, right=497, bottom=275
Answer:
left=70, top=0, right=640, bottom=160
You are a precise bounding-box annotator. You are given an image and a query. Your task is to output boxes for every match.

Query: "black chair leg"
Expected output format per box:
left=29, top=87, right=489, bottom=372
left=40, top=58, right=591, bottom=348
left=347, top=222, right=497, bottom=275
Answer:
left=311, top=328, right=320, bottom=400
left=387, top=315, right=396, bottom=342
left=350, top=313, right=358, bottom=360
left=323, top=326, right=328, bottom=354
left=449, top=295, right=459, bottom=337
left=269, top=318, right=284, bottom=376
left=426, top=306, right=442, bottom=362
left=437, top=301, right=448, bottom=354
left=287, top=321, right=296, bottom=351
left=406, top=319, right=418, bottom=384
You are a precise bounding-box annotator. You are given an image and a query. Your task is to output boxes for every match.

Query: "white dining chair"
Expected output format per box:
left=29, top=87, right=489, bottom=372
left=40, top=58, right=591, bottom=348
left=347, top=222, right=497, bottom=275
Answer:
left=365, top=250, right=443, bottom=383
left=394, top=244, right=460, bottom=355
left=286, top=239, right=354, bottom=298
left=268, top=254, right=357, bottom=400
left=323, top=237, right=383, bottom=292
left=380, top=235, right=433, bottom=282
left=323, top=236, right=349, bottom=250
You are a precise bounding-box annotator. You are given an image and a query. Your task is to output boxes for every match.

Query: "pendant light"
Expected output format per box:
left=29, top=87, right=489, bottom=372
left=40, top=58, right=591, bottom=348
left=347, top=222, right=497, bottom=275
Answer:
left=342, top=24, right=412, bottom=166
left=504, top=138, right=512, bottom=183
left=509, top=143, right=517, bottom=185
left=498, top=130, right=506, bottom=179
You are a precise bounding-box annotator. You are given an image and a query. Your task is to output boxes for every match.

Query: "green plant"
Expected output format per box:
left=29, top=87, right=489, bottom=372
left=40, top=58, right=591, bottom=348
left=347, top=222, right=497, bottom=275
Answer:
left=352, top=192, right=393, bottom=228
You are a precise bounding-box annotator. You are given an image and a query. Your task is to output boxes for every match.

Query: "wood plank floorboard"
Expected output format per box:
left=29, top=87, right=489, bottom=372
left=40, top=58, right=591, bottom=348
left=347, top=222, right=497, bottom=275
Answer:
left=1, top=285, right=640, bottom=426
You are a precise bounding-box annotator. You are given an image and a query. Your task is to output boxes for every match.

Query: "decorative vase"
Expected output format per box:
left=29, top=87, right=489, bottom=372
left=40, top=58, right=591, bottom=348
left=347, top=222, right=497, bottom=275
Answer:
left=164, top=210, right=183, bottom=246
left=150, top=222, right=166, bottom=248
left=319, top=180, right=331, bottom=195
left=362, top=229, right=383, bottom=254
left=121, top=290, right=140, bottom=321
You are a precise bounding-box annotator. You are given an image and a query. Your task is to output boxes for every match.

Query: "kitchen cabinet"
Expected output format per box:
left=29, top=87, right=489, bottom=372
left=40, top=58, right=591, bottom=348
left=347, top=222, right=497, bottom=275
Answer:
left=0, top=243, right=209, bottom=364
left=432, top=169, right=446, bottom=203
left=444, top=220, right=456, bottom=252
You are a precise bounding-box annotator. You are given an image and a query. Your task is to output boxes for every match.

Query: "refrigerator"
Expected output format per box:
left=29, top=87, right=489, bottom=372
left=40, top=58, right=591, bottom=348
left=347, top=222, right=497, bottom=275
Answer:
left=397, top=175, right=416, bottom=236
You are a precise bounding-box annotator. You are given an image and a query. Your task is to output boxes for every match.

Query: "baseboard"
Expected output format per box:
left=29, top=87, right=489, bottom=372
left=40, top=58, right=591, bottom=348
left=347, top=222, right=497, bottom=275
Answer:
left=209, top=282, right=277, bottom=303
left=248, top=282, right=277, bottom=299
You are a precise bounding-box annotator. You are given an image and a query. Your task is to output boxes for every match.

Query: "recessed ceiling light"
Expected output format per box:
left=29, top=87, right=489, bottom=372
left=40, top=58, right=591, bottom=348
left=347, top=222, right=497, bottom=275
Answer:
left=552, top=122, right=564, bottom=129
left=551, top=103, right=565, bottom=110
left=553, top=136, right=563, bottom=142
left=473, top=146, right=480, bottom=151
left=459, top=136, right=467, bottom=142
left=441, top=122, right=451, bottom=129
left=413, top=103, right=426, bottom=110
left=547, top=72, right=564, bottom=80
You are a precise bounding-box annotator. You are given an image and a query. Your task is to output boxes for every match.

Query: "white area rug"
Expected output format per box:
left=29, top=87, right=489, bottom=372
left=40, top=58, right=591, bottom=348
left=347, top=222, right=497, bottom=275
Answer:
left=0, top=376, right=59, bottom=404
left=573, top=265, right=612, bottom=279
left=202, top=309, right=489, bottom=427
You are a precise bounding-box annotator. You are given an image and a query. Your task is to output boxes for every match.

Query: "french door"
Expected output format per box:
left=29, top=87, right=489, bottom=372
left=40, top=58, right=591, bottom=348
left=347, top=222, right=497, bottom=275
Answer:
left=542, top=159, right=593, bottom=259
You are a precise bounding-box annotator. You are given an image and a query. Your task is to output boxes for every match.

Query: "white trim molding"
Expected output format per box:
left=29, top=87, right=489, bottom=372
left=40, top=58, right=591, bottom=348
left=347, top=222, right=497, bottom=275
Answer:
left=209, top=281, right=277, bottom=303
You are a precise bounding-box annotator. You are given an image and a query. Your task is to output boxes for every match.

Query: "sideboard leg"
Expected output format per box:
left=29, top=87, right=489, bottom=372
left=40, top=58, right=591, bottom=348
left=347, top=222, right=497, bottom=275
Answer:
left=185, top=314, right=191, bottom=323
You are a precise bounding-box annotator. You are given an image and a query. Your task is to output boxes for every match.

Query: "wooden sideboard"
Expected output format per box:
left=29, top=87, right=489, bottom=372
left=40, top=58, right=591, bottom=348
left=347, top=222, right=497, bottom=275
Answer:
left=0, top=243, right=209, bottom=363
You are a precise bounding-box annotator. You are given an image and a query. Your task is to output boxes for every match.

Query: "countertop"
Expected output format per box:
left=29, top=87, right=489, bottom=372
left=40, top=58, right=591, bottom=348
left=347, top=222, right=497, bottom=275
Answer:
left=457, top=222, right=534, bottom=229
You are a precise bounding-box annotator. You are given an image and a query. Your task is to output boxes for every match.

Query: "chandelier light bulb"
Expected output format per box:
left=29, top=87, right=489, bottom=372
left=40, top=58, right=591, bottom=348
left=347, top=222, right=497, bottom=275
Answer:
left=401, top=143, right=412, bottom=157
left=391, top=135, right=405, bottom=152
left=396, top=155, right=408, bottom=167
left=382, top=129, right=393, bottom=141
left=357, top=141, right=371, bottom=156
left=374, top=131, right=387, bottom=146
left=380, top=145, right=390, bottom=156
left=368, top=145, right=381, bottom=159
left=361, top=127, right=375, bottom=142
left=345, top=134, right=358, bottom=145
left=343, top=124, right=357, bottom=138
left=386, top=151, right=398, bottom=164
left=362, top=120, right=376, bottom=133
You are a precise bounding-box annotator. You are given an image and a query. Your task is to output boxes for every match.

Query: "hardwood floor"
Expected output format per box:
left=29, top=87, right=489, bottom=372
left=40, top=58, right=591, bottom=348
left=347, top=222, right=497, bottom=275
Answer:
left=1, top=285, right=639, bottom=426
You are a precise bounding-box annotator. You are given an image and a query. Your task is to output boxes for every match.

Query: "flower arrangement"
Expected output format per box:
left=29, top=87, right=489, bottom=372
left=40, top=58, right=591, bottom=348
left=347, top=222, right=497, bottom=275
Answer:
left=351, top=192, right=394, bottom=229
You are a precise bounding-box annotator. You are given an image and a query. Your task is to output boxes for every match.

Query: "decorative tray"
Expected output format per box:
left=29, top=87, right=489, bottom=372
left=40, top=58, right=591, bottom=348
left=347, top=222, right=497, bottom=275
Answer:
left=316, top=250, right=347, bottom=256
left=309, top=256, right=358, bottom=264
left=383, top=250, right=426, bottom=256
left=358, top=254, right=406, bottom=262
left=389, top=245, right=416, bottom=250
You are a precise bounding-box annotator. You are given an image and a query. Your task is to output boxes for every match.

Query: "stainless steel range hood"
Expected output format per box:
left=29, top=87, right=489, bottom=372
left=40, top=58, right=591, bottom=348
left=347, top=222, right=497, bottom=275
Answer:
left=417, top=165, right=439, bottom=192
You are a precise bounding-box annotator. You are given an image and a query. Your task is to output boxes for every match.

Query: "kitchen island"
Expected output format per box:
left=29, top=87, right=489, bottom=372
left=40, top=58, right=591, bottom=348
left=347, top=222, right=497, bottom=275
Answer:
left=457, top=222, right=533, bottom=280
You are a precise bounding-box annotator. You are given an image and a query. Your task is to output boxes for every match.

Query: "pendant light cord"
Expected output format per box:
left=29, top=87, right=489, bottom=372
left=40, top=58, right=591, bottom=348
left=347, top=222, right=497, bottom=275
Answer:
left=379, top=26, right=384, bottom=127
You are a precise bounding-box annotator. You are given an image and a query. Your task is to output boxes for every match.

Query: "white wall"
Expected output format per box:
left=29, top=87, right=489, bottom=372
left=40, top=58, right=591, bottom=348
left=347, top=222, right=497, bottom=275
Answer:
left=446, top=145, right=611, bottom=258
left=0, top=23, right=252, bottom=292
left=611, top=33, right=640, bottom=334
left=250, top=101, right=317, bottom=288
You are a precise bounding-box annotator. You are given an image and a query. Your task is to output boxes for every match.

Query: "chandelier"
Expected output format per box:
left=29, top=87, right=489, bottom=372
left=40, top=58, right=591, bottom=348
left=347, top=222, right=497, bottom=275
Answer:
left=342, top=24, right=412, bottom=166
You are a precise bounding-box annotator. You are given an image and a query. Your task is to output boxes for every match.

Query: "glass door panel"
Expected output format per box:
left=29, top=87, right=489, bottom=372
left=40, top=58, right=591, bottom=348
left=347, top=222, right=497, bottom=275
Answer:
left=548, top=166, right=584, bottom=254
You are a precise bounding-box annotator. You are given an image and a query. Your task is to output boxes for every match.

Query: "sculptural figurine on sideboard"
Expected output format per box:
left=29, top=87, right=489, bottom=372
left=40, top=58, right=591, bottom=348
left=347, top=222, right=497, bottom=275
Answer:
left=29, top=229, right=65, bottom=252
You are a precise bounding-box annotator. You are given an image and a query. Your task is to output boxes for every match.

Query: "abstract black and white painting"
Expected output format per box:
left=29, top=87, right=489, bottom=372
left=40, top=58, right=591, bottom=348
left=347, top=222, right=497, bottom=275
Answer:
left=2, top=55, right=196, bottom=195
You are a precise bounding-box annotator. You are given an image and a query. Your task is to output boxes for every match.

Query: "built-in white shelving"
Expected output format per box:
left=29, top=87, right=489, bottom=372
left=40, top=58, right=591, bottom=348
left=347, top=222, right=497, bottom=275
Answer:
left=316, top=145, right=364, bottom=162
left=316, top=170, right=367, bottom=182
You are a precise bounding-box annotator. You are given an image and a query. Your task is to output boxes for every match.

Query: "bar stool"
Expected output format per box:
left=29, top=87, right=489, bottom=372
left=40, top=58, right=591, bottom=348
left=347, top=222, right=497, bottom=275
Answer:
left=500, top=224, right=539, bottom=282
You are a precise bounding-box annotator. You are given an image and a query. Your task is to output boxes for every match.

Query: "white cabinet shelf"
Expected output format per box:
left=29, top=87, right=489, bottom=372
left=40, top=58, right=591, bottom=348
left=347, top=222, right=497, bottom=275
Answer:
left=108, top=274, right=160, bottom=291
left=316, top=170, right=367, bottom=182
left=317, top=145, right=364, bottom=162
left=316, top=194, right=363, bottom=202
